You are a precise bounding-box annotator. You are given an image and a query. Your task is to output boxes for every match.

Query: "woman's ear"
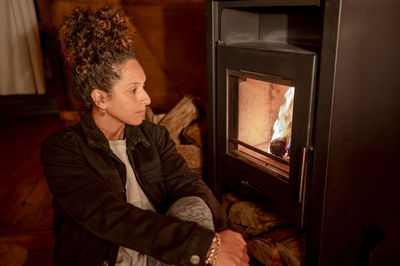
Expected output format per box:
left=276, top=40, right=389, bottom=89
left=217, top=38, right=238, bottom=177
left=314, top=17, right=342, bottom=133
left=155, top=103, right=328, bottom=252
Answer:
left=91, top=89, right=108, bottom=109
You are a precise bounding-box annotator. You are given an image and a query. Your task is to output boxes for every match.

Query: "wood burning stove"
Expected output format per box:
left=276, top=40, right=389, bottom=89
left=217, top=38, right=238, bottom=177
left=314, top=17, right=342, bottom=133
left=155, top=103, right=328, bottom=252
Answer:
left=208, top=0, right=400, bottom=264
left=207, top=0, right=322, bottom=228
left=217, top=44, right=317, bottom=226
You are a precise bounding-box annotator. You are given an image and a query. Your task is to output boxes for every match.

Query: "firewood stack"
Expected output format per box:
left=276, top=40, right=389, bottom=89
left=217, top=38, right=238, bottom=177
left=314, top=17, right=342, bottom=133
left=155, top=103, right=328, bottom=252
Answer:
left=145, top=94, right=206, bottom=178
left=222, top=194, right=306, bottom=266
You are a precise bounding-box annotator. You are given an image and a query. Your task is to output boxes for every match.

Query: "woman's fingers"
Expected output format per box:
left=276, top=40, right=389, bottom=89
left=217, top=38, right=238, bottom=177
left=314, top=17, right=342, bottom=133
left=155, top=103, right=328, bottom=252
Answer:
left=216, top=230, right=249, bottom=266
left=236, top=233, right=247, bottom=246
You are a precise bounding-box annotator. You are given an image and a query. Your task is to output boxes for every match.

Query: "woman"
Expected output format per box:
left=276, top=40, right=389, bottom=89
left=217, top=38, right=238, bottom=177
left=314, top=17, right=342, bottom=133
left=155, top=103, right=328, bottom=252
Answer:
left=41, top=6, right=249, bottom=266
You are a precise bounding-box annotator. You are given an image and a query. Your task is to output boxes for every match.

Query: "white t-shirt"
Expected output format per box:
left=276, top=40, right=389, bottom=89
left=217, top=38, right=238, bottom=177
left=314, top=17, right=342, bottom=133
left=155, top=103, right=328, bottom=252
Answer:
left=109, top=139, right=156, bottom=266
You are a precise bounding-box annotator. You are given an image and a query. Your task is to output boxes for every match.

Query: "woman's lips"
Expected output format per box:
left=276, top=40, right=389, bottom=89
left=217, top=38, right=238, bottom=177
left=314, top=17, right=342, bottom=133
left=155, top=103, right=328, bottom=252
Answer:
left=137, top=110, right=145, bottom=115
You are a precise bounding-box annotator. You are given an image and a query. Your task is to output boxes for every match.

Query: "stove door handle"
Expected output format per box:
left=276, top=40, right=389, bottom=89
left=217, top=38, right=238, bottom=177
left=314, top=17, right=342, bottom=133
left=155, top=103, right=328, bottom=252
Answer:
left=298, top=147, right=308, bottom=203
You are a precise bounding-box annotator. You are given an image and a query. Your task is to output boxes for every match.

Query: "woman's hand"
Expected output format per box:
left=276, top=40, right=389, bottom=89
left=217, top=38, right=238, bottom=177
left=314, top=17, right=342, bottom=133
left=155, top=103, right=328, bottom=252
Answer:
left=215, top=230, right=249, bottom=266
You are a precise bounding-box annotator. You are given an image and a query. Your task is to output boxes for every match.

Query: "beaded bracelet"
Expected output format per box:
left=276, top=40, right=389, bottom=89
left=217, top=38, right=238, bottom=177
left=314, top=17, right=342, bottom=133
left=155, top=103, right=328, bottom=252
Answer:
left=205, top=233, right=221, bottom=265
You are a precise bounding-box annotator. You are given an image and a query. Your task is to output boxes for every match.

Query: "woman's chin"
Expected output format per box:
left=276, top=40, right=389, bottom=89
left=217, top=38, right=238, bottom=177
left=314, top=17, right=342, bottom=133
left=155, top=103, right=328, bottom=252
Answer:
left=128, top=118, right=144, bottom=126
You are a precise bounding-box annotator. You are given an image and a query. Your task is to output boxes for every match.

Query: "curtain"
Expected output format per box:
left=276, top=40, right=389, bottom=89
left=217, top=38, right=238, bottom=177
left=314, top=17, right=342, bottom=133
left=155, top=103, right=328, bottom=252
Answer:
left=0, top=0, right=45, bottom=95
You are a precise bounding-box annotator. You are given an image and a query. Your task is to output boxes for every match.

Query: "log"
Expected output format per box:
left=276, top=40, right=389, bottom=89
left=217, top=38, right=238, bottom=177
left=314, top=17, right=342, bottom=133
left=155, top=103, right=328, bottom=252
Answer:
left=145, top=106, right=154, bottom=122
left=247, top=228, right=297, bottom=265
left=221, top=193, right=242, bottom=214
left=176, top=144, right=202, bottom=169
left=229, top=223, right=253, bottom=240
left=276, top=233, right=306, bottom=266
left=270, top=137, right=288, bottom=158
left=159, top=95, right=199, bottom=143
left=257, top=227, right=297, bottom=243
left=247, top=238, right=284, bottom=266
left=145, top=107, right=167, bottom=125
left=152, top=113, right=166, bottom=124
left=228, top=201, right=288, bottom=237
left=182, top=121, right=206, bottom=147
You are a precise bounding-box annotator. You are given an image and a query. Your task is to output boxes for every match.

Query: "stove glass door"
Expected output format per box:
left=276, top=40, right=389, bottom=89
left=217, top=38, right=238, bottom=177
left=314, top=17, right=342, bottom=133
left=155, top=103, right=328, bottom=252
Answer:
left=216, top=44, right=317, bottom=226
left=227, top=70, right=295, bottom=181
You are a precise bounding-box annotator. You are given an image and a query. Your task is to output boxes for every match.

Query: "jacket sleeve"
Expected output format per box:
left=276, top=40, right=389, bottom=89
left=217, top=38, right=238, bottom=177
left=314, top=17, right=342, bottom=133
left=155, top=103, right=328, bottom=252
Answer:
left=150, top=124, right=229, bottom=232
left=41, top=131, right=215, bottom=266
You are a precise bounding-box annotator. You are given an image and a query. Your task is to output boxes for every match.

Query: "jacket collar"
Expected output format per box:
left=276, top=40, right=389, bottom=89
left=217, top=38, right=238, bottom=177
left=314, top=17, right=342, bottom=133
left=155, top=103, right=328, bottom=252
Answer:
left=80, top=112, right=150, bottom=152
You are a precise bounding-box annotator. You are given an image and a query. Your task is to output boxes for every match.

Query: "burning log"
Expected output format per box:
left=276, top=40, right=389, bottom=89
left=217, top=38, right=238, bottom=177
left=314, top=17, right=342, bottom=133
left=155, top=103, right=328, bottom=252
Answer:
left=159, top=95, right=199, bottom=143
left=270, top=137, right=288, bottom=158
left=276, top=233, right=306, bottom=266
left=228, top=201, right=288, bottom=238
left=269, top=86, right=294, bottom=159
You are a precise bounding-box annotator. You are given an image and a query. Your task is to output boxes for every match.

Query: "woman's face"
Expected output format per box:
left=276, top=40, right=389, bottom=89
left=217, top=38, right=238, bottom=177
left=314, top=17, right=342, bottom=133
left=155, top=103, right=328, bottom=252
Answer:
left=104, top=59, right=151, bottom=126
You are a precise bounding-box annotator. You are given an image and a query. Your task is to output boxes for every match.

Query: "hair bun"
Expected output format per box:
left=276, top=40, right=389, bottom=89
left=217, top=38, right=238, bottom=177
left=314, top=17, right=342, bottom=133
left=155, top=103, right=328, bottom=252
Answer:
left=59, top=6, right=134, bottom=75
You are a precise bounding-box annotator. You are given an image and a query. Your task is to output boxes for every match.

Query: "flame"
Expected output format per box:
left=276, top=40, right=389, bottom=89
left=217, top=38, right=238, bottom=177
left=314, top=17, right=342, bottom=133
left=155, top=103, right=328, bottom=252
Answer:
left=271, top=86, right=295, bottom=145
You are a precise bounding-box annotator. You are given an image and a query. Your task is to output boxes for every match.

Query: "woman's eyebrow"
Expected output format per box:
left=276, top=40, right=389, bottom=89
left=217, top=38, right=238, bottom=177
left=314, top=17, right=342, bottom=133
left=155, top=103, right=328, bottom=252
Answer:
left=127, top=82, right=143, bottom=86
left=127, top=81, right=146, bottom=85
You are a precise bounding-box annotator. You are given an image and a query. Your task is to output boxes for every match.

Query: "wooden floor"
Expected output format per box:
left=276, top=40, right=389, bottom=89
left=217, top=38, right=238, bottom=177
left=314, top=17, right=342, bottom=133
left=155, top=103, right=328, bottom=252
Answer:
left=0, top=115, right=68, bottom=265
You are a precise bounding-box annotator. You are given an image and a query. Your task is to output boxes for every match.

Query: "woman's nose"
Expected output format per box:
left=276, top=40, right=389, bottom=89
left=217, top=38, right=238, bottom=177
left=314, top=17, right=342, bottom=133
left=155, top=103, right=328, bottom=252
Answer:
left=140, top=89, right=151, bottom=106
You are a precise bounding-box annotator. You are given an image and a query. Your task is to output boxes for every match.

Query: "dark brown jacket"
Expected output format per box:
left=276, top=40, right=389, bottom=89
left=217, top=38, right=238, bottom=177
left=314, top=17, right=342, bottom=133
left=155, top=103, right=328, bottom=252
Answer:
left=41, top=113, right=228, bottom=266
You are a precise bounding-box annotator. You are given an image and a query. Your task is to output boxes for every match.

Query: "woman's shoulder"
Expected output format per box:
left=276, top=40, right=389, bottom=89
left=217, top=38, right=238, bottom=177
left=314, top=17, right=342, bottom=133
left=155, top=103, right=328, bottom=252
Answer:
left=42, top=122, right=85, bottom=151
left=40, top=122, right=87, bottom=166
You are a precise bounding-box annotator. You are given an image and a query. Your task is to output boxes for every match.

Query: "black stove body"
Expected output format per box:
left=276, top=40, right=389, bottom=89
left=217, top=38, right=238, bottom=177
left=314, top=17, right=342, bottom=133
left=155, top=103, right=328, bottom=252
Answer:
left=206, top=0, right=400, bottom=265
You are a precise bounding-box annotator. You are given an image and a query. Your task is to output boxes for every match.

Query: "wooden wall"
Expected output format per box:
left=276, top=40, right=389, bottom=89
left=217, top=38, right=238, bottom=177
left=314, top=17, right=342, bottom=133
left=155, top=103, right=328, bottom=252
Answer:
left=36, top=0, right=206, bottom=112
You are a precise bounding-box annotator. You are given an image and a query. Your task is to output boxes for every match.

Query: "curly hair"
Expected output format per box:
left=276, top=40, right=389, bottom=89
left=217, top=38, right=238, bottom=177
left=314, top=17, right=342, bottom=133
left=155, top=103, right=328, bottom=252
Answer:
left=59, top=6, right=136, bottom=108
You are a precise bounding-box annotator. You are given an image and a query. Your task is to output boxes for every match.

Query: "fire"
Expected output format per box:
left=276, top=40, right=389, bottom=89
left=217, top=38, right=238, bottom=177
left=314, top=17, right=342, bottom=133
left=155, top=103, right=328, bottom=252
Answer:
left=270, top=87, right=294, bottom=157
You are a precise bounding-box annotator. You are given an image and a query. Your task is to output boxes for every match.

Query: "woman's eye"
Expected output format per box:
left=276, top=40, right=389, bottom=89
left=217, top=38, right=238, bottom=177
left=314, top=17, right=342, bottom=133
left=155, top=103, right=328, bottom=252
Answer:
left=129, top=88, right=137, bottom=94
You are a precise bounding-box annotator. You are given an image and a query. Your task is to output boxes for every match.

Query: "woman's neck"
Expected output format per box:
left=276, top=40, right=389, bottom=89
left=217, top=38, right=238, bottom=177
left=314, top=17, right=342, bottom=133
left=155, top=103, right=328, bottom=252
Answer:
left=91, top=108, right=125, bottom=140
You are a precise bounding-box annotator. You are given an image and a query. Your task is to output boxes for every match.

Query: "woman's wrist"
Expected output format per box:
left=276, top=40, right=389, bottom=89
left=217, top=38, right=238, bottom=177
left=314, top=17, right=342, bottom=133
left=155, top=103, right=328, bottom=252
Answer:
left=205, top=233, right=221, bottom=265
